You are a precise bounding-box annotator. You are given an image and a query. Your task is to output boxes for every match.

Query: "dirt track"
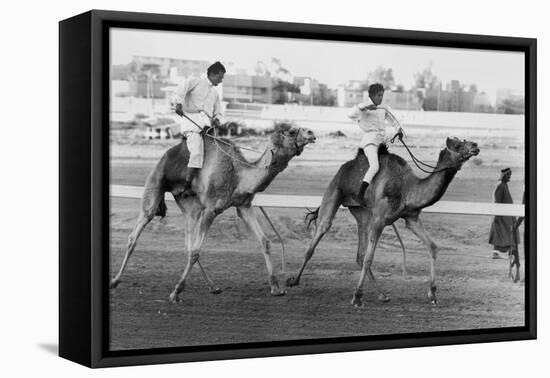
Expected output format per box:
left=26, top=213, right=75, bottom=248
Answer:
left=109, top=130, right=526, bottom=350
left=109, top=198, right=525, bottom=350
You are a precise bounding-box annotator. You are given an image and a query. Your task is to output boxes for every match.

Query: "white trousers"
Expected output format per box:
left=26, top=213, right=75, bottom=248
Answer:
left=185, top=131, right=204, bottom=168
left=179, top=112, right=210, bottom=134
left=362, top=143, right=379, bottom=183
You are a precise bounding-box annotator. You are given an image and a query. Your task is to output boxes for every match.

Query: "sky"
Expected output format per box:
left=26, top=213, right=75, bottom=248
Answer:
left=111, top=28, right=525, bottom=103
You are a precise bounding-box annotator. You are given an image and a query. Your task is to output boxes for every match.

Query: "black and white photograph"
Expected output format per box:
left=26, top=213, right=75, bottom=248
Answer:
left=107, top=25, right=529, bottom=351
left=5, top=0, right=549, bottom=375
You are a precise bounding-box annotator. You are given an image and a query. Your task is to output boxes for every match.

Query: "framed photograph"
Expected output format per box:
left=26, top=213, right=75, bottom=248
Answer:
left=59, top=10, right=536, bottom=368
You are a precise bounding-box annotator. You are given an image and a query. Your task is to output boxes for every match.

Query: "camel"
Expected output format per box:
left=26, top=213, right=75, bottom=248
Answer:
left=286, top=137, right=480, bottom=307
left=110, top=123, right=316, bottom=302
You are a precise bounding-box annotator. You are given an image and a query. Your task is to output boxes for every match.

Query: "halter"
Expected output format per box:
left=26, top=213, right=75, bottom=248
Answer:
left=179, top=112, right=303, bottom=170
left=390, top=133, right=473, bottom=174
left=383, top=107, right=472, bottom=174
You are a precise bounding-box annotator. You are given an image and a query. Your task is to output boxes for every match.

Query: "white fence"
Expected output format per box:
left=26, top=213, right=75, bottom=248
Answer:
left=111, top=184, right=524, bottom=217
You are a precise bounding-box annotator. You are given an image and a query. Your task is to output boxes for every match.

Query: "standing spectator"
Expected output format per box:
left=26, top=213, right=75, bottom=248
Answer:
left=488, top=168, right=517, bottom=259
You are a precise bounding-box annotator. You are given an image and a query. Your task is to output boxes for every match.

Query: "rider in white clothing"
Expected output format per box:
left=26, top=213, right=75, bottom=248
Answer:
left=348, top=83, right=404, bottom=206
left=173, top=61, right=225, bottom=197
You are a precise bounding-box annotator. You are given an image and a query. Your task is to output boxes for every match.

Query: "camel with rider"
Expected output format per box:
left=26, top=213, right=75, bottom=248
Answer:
left=287, top=137, right=480, bottom=307
left=110, top=124, right=316, bottom=302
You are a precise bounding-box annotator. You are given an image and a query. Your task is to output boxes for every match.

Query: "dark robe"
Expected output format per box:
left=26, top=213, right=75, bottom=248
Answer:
left=488, top=181, right=516, bottom=252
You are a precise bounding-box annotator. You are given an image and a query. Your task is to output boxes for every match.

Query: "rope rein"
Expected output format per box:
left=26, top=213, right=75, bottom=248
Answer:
left=392, top=135, right=466, bottom=174
left=178, top=112, right=292, bottom=170
left=384, top=108, right=468, bottom=174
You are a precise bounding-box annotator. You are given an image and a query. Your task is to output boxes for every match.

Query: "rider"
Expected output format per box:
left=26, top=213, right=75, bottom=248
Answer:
left=173, top=61, right=226, bottom=197
left=349, top=83, right=404, bottom=206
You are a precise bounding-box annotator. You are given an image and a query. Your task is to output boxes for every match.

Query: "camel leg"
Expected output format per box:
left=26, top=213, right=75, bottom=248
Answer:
left=237, top=206, right=286, bottom=296
left=286, top=191, right=342, bottom=287
left=349, top=206, right=369, bottom=267
left=351, top=223, right=384, bottom=307
left=197, top=260, right=222, bottom=294
left=110, top=187, right=163, bottom=289
left=349, top=209, right=390, bottom=302
left=405, top=216, right=438, bottom=304
left=169, top=207, right=216, bottom=302
left=392, top=223, right=408, bottom=280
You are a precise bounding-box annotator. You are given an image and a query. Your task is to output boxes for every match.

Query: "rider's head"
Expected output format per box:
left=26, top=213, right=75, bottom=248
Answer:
left=207, top=61, right=226, bottom=86
left=368, top=83, right=385, bottom=106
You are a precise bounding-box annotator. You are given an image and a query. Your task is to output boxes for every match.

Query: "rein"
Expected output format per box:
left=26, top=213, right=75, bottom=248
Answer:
left=179, top=112, right=295, bottom=170
left=390, top=133, right=469, bottom=174
left=383, top=107, right=468, bottom=174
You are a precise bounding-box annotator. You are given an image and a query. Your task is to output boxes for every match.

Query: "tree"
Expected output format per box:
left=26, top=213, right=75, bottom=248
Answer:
left=497, top=97, right=525, bottom=114
left=367, top=66, right=395, bottom=89
left=312, top=83, right=336, bottom=106
left=272, top=79, right=300, bottom=104
left=413, top=67, right=440, bottom=111
left=414, top=67, right=439, bottom=90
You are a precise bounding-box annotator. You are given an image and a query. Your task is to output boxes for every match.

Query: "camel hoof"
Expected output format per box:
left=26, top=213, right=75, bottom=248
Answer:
left=351, top=297, right=363, bottom=308
left=428, top=286, right=437, bottom=305
left=169, top=292, right=182, bottom=303
left=210, top=287, right=222, bottom=294
left=110, top=279, right=120, bottom=289
left=378, top=293, right=391, bottom=303
left=271, top=288, right=287, bottom=296
left=286, top=277, right=299, bottom=287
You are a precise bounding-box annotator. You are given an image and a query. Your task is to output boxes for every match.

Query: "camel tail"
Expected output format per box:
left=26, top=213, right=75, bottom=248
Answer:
left=155, top=198, right=167, bottom=218
left=304, top=207, right=320, bottom=230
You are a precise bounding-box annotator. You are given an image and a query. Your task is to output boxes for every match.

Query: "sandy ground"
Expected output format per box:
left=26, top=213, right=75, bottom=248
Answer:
left=109, top=200, right=526, bottom=350
left=109, top=129, right=526, bottom=351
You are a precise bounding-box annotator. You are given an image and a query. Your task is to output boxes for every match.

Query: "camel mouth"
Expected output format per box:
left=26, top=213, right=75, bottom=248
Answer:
left=469, top=147, right=480, bottom=157
left=299, top=129, right=316, bottom=145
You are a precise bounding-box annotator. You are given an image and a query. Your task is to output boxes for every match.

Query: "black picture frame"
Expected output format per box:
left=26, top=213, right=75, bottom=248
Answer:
left=59, top=9, right=537, bottom=368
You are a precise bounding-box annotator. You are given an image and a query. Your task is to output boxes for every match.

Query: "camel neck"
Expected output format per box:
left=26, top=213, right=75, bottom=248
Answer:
left=409, top=149, right=459, bottom=210
left=236, top=145, right=291, bottom=194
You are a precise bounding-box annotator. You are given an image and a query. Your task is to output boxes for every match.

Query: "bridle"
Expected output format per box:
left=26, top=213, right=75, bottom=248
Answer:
left=179, top=112, right=305, bottom=170
left=390, top=133, right=474, bottom=174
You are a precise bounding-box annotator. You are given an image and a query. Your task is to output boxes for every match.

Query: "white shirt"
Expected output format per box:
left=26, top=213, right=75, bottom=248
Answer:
left=173, top=76, right=222, bottom=119
left=349, top=99, right=400, bottom=147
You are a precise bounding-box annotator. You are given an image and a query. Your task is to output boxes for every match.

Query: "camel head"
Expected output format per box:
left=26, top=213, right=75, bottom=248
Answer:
left=270, top=123, right=316, bottom=157
left=445, top=137, right=480, bottom=163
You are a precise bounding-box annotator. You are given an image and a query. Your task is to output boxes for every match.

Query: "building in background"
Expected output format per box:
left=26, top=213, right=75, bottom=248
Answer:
left=382, top=90, right=422, bottom=111
left=337, top=80, right=367, bottom=107
left=111, top=56, right=212, bottom=99
left=222, top=74, right=273, bottom=104
left=131, top=56, right=210, bottom=79
left=421, top=80, right=493, bottom=113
